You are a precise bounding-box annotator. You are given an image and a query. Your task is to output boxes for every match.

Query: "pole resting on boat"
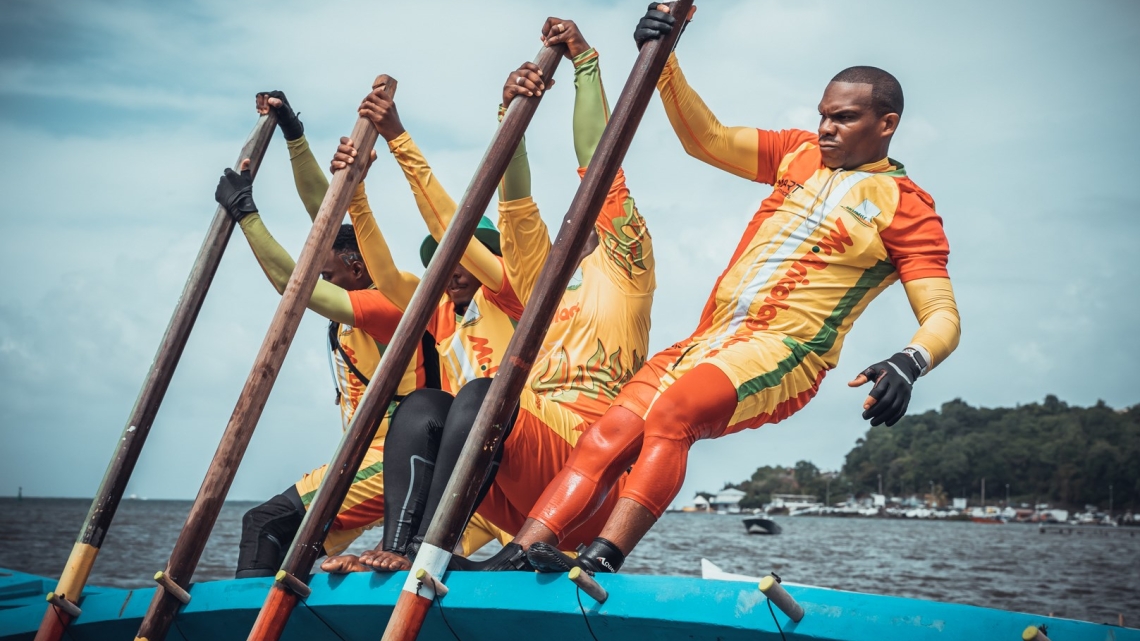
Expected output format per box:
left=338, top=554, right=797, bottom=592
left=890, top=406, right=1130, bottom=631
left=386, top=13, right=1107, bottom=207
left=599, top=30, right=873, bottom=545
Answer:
left=1022, top=625, right=1051, bottom=641
left=568, top=567, right=608, bottom=604
left=274, top=571, right=311, bottom=599
left=45, top=592, right=81, bottom=619
left=759, top=575, right=804, bottom=622
left=415, top=569, right=448, bottom=597
left=153, top=572, right=190, bottom=605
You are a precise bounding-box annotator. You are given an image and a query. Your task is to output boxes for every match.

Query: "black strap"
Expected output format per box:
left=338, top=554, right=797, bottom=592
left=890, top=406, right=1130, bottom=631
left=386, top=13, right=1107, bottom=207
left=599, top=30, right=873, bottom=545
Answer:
left=421, top=331, right=441, bottom=391
left=331, top=322, right=442, bottom=394
left=328, top=321, right=372, bottom=386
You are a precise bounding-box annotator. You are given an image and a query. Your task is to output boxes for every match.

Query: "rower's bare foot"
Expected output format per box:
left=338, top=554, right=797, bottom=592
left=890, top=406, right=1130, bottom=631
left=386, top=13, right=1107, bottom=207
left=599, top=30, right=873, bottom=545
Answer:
left=319, top=554, right=370, bottom=574
left=362, top=550, right=412, bottom=572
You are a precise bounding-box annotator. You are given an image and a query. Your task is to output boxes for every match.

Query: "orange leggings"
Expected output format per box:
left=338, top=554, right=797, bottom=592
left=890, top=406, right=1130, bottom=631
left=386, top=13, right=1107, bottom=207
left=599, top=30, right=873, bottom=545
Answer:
left=530, top=364, right=738, bottom=540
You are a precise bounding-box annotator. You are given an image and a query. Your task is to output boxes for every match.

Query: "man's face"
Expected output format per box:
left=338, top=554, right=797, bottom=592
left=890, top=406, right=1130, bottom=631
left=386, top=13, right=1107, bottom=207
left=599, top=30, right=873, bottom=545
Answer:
left=320, top=249, right=366, bottom=291
left=445, top=263, right=481, bottom=310
left=817, top=82, right=897, bottom=170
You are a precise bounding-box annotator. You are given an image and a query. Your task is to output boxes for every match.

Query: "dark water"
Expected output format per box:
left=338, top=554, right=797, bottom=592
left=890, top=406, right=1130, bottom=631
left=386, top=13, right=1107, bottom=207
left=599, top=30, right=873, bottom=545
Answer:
left=2, top=499, right=1137, bottom=626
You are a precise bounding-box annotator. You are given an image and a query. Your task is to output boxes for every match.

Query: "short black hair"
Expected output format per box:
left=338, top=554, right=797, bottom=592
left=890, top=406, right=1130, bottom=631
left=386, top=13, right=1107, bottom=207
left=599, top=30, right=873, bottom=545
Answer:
left=831, top=66, right=904, bottom=117
left=332, top=224, right=361, bottom=261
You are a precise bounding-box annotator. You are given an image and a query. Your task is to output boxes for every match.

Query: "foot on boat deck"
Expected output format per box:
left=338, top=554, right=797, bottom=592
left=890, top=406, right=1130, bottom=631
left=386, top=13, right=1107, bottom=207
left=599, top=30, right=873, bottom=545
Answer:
left=360, top=549, right=413, bottom=572
left=320, top=554, right=371, bottom=574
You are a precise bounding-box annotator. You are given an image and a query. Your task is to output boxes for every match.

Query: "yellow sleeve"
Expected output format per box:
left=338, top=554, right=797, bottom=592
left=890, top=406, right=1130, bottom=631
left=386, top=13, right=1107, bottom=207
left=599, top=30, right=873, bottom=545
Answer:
left=347, top=181, right=421, bottom=311
left=656, top=52, right=761, bottom=181
left=457, top=513, right=514, bottom=556
left=285, top=136, right=330, bottom=221
left=236, top=213, right=355, bottom=325
left=903, top=277, right=961, bottom=370
left=497, top=196, right=549, bottom=306
left=387, top=132, right=506, bottom=292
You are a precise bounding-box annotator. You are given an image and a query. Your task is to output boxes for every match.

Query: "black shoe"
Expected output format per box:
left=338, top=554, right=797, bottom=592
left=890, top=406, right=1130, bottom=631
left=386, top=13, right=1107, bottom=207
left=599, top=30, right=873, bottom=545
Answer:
left=528, top=538, right=625, bottom=575
left=448, top=542, right=534, bottom=572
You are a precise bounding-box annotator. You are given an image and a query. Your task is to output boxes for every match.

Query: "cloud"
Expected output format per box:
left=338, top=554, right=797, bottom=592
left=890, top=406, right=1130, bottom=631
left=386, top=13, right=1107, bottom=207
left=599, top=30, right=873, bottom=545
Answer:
left=1, top=0, right=1138, bottom=510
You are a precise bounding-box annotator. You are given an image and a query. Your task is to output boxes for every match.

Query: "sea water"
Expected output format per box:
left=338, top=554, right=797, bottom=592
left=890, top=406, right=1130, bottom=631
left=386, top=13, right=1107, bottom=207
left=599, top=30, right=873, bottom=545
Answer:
left=1, top=498, right=1136, bottom=625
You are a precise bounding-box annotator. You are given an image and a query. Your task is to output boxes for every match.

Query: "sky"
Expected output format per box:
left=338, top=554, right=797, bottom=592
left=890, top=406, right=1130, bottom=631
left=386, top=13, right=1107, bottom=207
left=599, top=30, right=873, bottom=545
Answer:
left=1, top=0, right=1138, bottom=508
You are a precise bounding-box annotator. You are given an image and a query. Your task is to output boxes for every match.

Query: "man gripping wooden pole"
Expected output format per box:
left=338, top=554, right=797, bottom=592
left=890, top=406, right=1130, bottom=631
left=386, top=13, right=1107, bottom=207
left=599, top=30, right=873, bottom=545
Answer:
left=379, top=3, right=693, bottom=640
left=34, top=112, right=278, bottom=641
left=244, top=45, right=566, bottom=641
left=133, top=76, right=393, bottom=641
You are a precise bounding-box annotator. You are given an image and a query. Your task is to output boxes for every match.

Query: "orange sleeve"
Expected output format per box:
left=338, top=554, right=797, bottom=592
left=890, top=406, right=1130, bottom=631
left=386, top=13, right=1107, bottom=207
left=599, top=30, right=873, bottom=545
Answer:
left=480, top=256, right=526, bottom=322
left=755, top=129, right=818, bottom=186
left=881, top=178, right=950, bottom=282
left=347, top=289, right=404, bottom=344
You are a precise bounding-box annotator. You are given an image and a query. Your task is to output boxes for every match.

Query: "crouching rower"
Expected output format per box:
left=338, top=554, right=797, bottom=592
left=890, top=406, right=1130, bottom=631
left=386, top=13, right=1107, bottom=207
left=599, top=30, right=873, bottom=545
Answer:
left=219, top=91, right=435, bottom=577
left=517, top=4, right=962, bottom=575
left=322, top=17, right=657, bottom=574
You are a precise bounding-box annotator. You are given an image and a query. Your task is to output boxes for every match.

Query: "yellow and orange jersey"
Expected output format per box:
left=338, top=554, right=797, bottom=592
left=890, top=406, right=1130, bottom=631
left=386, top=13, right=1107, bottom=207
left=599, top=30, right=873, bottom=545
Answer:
left=499, top=169, right=655, bottom=424
left=657, top=54, right=950, bottom=372
left=347, top=266, right=523, bottom=395
left=329, top=314, right=425, bottom=434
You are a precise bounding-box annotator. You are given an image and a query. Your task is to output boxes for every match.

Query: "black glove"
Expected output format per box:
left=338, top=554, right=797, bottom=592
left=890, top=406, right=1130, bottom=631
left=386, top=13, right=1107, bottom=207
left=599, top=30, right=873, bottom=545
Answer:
left=858, top=350, right=926, bottom=427
left=633, top=2, right=675, bottom=49
left=214, top=167, right=257, bottom=222
left=258, top=90, right=304, bottom=141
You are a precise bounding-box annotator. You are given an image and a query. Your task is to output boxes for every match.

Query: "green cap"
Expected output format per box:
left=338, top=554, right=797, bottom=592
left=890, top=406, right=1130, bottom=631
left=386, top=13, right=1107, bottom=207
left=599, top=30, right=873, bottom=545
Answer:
left=419, top=216, right=501, bottom=268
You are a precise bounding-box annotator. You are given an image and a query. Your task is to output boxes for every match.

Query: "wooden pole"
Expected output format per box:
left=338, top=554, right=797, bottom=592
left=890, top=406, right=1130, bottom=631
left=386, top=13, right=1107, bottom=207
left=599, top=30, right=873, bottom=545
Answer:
left=380, top=4, right=692, bottom=640
left=33, top=113, right=278, bottom=641
left=133, top=75, right=392, bottom=641
left=244, top=47, right=565, bottom=641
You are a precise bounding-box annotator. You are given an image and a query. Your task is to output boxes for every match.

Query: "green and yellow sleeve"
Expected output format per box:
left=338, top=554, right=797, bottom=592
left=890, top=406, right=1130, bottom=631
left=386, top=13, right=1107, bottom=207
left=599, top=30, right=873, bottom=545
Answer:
left=657, top=52, right=761, bottom=181
left=236, top=213, right=355, bottom=325
left=285, top=136, right=330, bottom=221
left=388, top=132, right=506, bottom=292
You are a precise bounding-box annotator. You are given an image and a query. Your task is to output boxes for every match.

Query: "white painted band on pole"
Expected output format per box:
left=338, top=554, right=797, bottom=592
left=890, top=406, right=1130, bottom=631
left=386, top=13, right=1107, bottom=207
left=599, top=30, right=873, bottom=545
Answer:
left=1022, top=626, right=1051, bottom=641
left=402, top=543, right=452, bottom=598
left=46, top=592, right=82, bottom=618
left=568, top=567, right=608, bottom=603
left=759, top=575, right=803, bottom=622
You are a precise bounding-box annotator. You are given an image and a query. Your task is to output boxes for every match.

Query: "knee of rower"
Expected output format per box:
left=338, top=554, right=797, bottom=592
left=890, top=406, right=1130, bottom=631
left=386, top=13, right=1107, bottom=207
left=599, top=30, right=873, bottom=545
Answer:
left=390, top=389, right=453, bottom=440
left=452, top=378, right=494, bottom=416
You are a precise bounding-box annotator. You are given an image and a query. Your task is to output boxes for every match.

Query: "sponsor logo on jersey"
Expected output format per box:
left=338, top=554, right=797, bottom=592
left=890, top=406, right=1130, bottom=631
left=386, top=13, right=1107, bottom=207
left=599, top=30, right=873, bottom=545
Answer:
left=746, top=217, right=855, bottom=332
left=775, top=177, right=804, bottom=198
left=469, top=336, right=498, bottom=375
left=842, top=199, right=882, bottom=227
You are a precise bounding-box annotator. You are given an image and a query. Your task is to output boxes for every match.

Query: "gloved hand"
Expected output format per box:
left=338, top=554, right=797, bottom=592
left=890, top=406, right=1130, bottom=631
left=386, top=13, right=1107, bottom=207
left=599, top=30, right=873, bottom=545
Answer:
left=848, top=350, right=925, bottom=427
left=256, top=90, right=304, bottom=141
left=214, top=162, right=257, bottom=222
left=633, top=2, right=675, bottom=49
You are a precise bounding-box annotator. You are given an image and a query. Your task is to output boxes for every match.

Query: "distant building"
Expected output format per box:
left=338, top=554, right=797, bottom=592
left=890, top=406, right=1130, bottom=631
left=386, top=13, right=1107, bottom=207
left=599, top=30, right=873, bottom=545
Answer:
left=952, top=498, right=967, bottom=510
left=712, top=488, right=746, bottom=513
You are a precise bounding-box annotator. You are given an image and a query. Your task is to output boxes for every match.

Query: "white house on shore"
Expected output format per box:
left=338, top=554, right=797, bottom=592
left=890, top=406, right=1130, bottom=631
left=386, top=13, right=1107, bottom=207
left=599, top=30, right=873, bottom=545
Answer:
left=711, top=488, right=746, bottom=513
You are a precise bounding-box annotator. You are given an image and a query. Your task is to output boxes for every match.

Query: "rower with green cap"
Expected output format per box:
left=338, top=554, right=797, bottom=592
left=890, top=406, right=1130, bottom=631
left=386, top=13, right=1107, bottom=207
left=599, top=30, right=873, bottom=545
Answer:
left=312, top=82, right=528, bottom=572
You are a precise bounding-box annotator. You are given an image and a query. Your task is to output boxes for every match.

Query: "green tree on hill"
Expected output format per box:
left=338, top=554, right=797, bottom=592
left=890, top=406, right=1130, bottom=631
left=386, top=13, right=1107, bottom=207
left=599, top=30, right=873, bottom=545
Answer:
left=729, top=396, right=1139, bottom=511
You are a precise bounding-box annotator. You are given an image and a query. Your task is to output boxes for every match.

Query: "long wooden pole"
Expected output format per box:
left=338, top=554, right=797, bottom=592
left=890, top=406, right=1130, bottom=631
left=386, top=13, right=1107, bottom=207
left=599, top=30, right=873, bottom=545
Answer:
left=380, top=5, right=692, bottom=640
left=132, top=76, right=391, bottom=641
left=244, top=46, right=566, bottom=641
left=33, top=113, right=278, bottom=641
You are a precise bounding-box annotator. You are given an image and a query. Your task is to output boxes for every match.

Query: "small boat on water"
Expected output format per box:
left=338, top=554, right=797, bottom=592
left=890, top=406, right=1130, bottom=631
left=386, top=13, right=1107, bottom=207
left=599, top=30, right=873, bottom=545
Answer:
left=1, top=565, right=1134, bottom=640
left=743, top=517, right=783, bottom=535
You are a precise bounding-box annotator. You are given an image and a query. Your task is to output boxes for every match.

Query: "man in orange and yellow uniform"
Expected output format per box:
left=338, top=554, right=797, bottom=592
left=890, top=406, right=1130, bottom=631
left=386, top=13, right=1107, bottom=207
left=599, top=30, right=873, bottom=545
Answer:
left=518, top=4, right=962, bottom=575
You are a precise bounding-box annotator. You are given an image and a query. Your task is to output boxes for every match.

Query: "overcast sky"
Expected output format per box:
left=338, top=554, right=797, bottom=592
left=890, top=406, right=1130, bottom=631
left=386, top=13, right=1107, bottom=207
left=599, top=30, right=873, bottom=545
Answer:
left=1, top=0, right=1137, bottom=508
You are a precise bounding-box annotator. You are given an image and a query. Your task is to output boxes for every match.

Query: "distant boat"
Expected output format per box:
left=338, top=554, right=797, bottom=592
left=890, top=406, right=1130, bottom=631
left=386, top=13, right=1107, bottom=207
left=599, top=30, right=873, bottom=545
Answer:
left=742, top=517, right=782, bottom=535
left=970, top=516, right=1005, bottom=524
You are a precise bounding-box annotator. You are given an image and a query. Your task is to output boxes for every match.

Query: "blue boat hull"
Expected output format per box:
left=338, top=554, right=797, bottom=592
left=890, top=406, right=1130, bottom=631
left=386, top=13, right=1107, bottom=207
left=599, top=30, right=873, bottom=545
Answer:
left=0, top=567, right=1133, bottom=640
